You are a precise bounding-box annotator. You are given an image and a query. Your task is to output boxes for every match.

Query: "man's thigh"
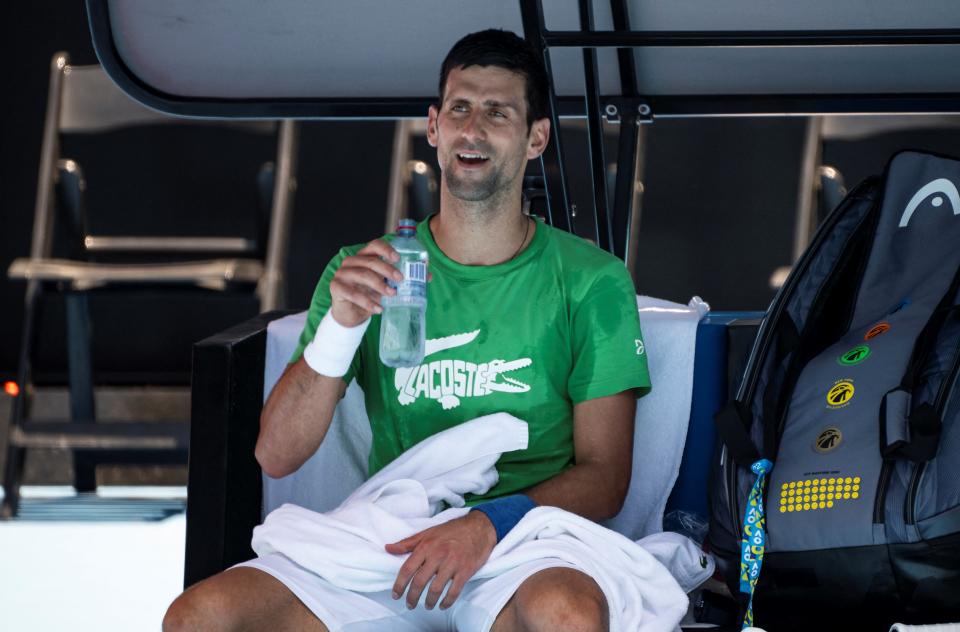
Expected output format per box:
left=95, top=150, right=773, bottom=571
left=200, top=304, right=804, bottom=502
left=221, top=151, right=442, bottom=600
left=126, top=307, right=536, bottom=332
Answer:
left=489, top=567, right=608, bottom=632
left=163, top=567, right=328, bottom=632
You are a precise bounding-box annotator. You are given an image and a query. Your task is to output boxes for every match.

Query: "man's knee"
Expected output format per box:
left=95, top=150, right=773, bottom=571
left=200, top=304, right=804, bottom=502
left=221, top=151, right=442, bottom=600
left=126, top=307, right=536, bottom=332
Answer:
left=514, top=568, right=609, bottom=632
left=163, top=578, right=235, bottom=632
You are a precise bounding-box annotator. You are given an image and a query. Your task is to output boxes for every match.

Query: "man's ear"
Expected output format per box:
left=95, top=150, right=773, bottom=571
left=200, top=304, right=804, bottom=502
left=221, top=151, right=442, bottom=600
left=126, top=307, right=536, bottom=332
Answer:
left=526, top=117, right=550, bottom=160
left=427, top=105, right=439, bottom=148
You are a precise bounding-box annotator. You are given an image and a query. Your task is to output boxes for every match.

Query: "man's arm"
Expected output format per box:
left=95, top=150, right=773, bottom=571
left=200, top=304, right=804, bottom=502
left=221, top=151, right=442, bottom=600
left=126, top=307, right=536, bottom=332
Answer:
left=255, top=238, right=403, bottom=479
left=255, top=360, right=347, bottom=478
left=523, top=390, right=637, bottom=520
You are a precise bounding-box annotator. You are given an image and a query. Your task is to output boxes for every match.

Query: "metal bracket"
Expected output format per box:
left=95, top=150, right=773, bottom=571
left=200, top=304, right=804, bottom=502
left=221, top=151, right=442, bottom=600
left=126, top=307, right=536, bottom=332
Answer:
left=603, top=103, right=621, bottom=123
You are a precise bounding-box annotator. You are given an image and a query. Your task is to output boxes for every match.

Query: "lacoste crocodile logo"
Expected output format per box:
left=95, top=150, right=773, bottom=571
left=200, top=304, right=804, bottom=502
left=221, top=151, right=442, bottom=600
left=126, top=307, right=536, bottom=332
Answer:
left=393, top=330, right=532, bottom=409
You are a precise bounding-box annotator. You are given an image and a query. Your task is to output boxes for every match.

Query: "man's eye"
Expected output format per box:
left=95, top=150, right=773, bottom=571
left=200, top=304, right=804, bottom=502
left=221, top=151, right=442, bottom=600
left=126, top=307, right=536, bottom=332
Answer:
left=451, top=104, right=467, bottom=113
left=490, top=110, right=506, bottom=118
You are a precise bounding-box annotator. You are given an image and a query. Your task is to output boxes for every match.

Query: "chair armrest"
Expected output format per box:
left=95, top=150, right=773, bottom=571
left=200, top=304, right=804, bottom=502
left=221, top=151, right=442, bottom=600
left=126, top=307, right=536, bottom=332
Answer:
left=185, top=309, right=297, bottom=588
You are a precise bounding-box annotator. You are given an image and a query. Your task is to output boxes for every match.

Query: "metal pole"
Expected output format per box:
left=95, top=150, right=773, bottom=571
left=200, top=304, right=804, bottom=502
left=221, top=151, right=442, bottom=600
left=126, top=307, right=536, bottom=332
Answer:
left=579, top=0, right=613, bottom=252
left=609, top=0, right=638, bottom=96
left=792, top=116, right=824, bottom=262
left=31, top=53, right=67, bottom=262
left=613, top=111, right=639, bottom=262
left=384, top=119, right=414, bottom=234
left=259, top=119, right=300, bottom=311
left=543, top=28, right=960, bottom=48
left=520, top=0, right=574, bottom=233
left=625, top=123, right=647, bottom=280
left=609, top=0, right=643, bottom=269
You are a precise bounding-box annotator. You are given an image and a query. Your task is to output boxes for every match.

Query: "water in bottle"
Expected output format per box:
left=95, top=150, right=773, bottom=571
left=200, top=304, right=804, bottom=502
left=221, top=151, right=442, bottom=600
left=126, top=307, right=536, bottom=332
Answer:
left=379, top=219, right=428, bottom=367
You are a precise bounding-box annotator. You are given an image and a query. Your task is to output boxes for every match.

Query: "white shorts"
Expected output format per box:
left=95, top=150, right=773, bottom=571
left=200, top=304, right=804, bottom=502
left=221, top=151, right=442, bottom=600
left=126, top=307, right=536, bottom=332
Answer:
left=236, top=553, right=579, bottom=632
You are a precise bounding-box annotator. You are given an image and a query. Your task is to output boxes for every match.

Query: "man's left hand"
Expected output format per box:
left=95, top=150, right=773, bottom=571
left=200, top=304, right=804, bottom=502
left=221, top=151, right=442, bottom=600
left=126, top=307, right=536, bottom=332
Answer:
left=385, top=511, right=497, bottom=610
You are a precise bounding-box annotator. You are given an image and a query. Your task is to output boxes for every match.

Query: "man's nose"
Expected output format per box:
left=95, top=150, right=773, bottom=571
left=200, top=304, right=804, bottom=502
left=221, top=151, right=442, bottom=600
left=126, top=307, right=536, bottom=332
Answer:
left=459, top=111, right=485, bottom=143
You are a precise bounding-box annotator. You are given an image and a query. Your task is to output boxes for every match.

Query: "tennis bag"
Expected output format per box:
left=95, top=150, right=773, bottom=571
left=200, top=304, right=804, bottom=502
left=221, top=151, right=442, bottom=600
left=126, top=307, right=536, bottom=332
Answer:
left=708, top=151, right=960, bottom=630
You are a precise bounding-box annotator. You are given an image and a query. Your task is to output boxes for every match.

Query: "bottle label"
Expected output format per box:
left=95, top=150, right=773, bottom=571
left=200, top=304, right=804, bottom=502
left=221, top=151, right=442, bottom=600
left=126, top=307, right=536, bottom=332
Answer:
left=404, top=261, right=427, bottom=284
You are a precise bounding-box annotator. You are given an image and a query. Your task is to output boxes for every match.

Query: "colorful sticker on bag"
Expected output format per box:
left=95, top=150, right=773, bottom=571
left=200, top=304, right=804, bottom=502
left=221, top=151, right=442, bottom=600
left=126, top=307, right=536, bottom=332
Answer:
left=778, top=476, right=861, bottom=512
left=826, top=380, right=855, bottom=409
left=865, top=322, right=890, bottom=340
left=838, top=345, right=870, bottom=366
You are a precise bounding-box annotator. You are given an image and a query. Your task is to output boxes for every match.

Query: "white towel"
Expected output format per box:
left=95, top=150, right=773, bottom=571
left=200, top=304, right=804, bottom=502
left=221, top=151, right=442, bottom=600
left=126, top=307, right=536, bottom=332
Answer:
left=889, top=625, right=960, bottom=631
left=252, top=413, right=692, bottom=632
left=601, top=296, right=708, bottom=538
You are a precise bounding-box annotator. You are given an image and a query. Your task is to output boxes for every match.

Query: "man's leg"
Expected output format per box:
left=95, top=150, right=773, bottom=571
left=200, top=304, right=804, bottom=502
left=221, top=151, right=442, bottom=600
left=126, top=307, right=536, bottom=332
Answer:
left=162, top=567, right=328, bottom=632
left=490, top=567, right=609, bottom=632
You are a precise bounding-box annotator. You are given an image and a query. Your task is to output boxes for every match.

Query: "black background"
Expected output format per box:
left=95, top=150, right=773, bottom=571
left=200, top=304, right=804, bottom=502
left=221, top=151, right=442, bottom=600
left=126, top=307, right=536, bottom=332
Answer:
left=5, top=2, right=960, bottom=386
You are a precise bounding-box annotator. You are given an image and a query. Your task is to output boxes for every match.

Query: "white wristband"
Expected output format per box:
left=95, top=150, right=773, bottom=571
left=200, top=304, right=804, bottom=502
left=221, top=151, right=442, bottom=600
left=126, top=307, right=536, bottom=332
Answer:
left=302, top=311, right=370, bottom=377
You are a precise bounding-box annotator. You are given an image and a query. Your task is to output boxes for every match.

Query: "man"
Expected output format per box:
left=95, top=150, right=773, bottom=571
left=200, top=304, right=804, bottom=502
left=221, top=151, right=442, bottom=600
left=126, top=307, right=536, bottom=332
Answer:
left=164, top=29, right=650, bottom=632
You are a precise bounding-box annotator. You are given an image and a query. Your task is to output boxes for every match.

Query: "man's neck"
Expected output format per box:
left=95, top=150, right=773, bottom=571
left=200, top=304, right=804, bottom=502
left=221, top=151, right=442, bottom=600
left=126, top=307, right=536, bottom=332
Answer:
left=431, top=185, right=534, bottom=266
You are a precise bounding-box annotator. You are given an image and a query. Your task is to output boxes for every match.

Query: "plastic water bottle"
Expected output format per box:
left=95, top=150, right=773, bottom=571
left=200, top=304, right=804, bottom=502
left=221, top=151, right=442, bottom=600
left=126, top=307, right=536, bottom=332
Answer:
left=379, top=219, right=428, bottom=368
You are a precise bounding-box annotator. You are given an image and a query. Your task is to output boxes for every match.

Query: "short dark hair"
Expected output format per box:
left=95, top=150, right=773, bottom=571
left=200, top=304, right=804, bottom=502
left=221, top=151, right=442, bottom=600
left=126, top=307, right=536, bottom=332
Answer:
left=438, top=29, right=550, bottom=130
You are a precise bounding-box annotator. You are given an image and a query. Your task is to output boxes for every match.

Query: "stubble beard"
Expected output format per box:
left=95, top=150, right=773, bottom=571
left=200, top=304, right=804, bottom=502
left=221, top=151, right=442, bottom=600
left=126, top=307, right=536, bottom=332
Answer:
left=443, top=157, right=508, bottom=203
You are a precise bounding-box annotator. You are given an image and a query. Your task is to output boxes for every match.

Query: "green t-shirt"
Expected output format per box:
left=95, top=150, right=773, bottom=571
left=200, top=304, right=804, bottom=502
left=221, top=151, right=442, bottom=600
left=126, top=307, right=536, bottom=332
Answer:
left=292, top=215, right=651, bottom=504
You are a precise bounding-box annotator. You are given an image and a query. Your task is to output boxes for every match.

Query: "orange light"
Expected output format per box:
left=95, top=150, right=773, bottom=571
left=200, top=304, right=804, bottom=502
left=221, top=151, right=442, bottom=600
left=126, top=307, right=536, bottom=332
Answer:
left=4, top=381, right=19, bottom=397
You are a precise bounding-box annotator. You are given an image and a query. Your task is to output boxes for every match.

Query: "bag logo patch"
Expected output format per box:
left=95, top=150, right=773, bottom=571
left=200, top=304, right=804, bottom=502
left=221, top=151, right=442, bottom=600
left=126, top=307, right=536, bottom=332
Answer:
left=779, top=476, right=861, bottom=513
left=826, top=380, right=855, bottom=409
left=865, top=322, right=890, bottom=340
left=814, top=427, right=843, bottom=453
left=899, top=178, right=960, bottom=228
left=838, top=345, right=870, bottom=366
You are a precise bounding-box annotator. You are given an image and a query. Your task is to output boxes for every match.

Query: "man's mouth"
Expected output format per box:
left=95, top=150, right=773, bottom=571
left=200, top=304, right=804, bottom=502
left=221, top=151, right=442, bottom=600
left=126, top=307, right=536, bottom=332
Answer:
left=456, top=152, right=490, bottom=167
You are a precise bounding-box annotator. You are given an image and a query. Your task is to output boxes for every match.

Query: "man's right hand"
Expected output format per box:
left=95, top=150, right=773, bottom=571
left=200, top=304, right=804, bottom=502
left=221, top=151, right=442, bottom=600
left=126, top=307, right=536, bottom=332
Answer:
left=328, top=239, right=403, bottom=327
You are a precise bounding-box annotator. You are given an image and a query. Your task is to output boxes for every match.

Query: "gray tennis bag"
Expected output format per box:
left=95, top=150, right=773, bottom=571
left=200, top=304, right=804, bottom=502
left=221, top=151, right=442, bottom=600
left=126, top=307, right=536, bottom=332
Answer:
left=708, top=151, right=960, bottom=630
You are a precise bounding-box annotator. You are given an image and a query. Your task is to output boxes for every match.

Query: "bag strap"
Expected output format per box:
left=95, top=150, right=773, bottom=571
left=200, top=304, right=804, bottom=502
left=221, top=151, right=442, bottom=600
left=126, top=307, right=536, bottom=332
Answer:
left=715, top=401, right=761, bottom=466
left=881, top=261, right=960, bottom=462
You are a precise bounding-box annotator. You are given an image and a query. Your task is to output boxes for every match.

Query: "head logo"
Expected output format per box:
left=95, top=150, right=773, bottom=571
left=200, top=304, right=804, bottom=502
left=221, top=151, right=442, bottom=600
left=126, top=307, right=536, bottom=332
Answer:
left=838, top=345, right=870, bottom=366
left=814, top=427, right=843, bottom=453
left=865, top=323, right=890, bottom=340
left=827, top=380, right=855, bottom=409
left=899, top=178, right=960, bottom=227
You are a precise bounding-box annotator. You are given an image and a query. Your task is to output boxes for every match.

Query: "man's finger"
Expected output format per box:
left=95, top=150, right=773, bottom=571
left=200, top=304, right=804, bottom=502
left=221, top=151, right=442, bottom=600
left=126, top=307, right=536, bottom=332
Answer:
left=329, top=279, right=382, bottom=314
left=340, top=255, right=403, bottom=283
left=357, top=238, right=399, bottom=262
left=335, top=266, right=398, bottom=298
left=439, top=574, right=467, bottom=611
left=391, top=549, right=425, bottom=599
left=424, top=565, right=455, bottom=610
left=385, top=529, right=424, bottom=554
left=405, top=562, right=440, bottom=610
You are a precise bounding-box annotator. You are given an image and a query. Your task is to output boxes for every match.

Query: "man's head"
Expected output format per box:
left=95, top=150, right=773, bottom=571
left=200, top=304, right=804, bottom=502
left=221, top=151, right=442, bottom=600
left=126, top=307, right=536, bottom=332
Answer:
left=438, top=29, right=550, bottom=131
left=428, top=30, right=551, bottom=205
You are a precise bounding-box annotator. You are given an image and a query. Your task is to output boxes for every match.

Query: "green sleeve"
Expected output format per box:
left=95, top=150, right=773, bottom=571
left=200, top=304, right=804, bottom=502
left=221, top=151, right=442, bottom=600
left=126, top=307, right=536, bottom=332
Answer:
left=289, top=246, right=365, bottom=385
left=567, top=263, right=651, bottom=403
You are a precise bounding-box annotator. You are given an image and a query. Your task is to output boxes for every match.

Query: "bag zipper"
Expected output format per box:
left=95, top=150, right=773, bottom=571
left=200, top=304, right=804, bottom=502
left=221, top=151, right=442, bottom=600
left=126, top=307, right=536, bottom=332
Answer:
left=905, top=344, right=960, bottom=525
left=874, top=461, right=893, bottom=524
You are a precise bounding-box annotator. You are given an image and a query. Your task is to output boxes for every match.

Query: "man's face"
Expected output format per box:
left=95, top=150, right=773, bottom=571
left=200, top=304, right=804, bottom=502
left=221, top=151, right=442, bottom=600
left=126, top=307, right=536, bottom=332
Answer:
left=428, top=65, right=549, bottom=203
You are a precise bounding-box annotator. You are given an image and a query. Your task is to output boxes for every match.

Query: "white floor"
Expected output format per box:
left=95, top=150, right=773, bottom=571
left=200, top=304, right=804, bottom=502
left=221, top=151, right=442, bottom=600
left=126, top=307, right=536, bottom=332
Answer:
left=0, top=487, right=186, bottom=632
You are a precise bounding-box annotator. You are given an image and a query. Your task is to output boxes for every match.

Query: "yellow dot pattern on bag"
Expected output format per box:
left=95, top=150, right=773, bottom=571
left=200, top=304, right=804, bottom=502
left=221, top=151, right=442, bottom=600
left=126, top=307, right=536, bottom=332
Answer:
left=778, top=476, right=861, bottom=512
